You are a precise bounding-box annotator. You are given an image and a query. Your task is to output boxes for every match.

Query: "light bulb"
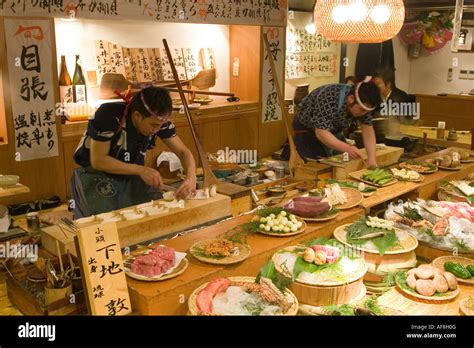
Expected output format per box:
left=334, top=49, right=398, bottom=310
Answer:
left=332, top=5, right=349, bottom=24
left=370, top=4, right=390, bottom=24
left=348, top=1, right=368, bottom=22
left=305, top=23, right=316, bottom=34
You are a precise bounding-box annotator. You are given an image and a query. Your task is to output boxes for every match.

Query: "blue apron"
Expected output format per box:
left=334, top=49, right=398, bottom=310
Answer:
left=70, top=107, right=162, bottom=219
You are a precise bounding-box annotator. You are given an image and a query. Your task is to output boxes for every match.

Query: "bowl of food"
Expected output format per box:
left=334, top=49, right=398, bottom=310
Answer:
left=0, top=175, right=20, bottom=188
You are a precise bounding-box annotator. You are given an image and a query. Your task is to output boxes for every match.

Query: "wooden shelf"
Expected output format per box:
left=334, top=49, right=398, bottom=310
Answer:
left=0, top=183, right=30, bottom=198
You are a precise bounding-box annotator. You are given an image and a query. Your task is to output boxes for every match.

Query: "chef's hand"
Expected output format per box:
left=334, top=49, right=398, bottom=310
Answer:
left=366, top=160, right=378, bottom=170
left=139, top=167, right=164, bottom=189
left=345, top=145, right=362, bottom=159
left=175, top=176, right=197, bottom=199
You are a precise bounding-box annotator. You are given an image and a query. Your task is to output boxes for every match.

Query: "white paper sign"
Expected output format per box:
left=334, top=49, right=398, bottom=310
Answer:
left=4, top=18, right=59, bottom=161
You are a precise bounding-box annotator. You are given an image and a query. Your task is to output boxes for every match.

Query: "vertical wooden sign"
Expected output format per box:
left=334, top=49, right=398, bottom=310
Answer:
left=182, top=47, right=200, bottom=80
left=147, top=48, right=163, bottom=81
left=261, top=26, right=285, bottom=123
left=75, top=223, right=131, bottom=316
left=108, top=42, right=126, bottom=77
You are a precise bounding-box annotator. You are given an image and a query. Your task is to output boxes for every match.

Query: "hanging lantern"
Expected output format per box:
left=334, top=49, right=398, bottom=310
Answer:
left=314, top=0, right=405, bottom=43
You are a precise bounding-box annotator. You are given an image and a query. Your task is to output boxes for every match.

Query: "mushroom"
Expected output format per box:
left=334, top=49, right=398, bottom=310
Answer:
left=415, top=279, right=436, bottom=297
left=440, top=155, right=452, bottom=167
left=443, top=272, right=458, bottom=291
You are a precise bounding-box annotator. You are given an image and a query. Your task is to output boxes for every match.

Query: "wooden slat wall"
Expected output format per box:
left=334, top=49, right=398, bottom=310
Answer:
left=0, top=17, right=67, bottom=206
left=417, top=94, right=474, bottom=130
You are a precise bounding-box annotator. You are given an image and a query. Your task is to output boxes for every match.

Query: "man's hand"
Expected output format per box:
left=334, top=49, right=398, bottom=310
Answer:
left=345, top=144, right=362, bottom=159
left=139, top=167, right=164, bottom=189
left=366, top=159, right=378, bottom=169
left=175, top=176, right=197, bottom=199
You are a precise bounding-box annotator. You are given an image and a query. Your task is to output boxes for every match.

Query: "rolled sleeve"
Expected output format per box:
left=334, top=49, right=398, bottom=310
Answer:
left=89, top=104, right=121, bottom=142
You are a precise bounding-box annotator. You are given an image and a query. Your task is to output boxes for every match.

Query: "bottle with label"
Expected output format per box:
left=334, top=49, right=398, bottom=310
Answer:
left=72, top=55, right=87, bottom=103
left=59, top=55, right=73, bottom=103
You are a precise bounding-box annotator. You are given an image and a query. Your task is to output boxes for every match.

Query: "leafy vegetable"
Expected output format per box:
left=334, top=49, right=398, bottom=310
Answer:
left=363, top=295, right=384, bottom=316
left=255, top=260, right=292, bottom=291
left=402, top=207, right=424, bottom=221
left=293, top=256, right=346, bottom=282
left=323, top=304, right=356, bottom=316
left=346, top=217, right=399, bottom=256
left=256, top=207, right=284, bottom=217
left=315, top=207, right=340, bottom=218
left=325, top=178, right=377, bottom=193
left=241, top=300, right=265, bottom=316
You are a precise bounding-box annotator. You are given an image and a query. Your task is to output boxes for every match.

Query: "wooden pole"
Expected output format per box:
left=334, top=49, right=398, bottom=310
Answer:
left=262, top=33, right=305, bottom=176
left=162, top=39, right=220, bottom=188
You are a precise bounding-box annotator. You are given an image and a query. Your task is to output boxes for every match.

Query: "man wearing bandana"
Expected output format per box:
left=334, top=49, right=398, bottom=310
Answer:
left=292, top=78, right=382, bottom=169
left=71, top=87, right=197, bottom=218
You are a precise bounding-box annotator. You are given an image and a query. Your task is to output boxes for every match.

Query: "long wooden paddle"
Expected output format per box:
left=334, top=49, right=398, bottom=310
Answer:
left=262, top=33, right=305, bottom=176
left=162, top=39, right=220, bottom=189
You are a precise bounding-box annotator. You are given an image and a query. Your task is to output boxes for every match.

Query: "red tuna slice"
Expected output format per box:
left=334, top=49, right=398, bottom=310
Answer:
left=151, top=246, right=175, bottom=261
left=196, top=278, right=232, bottom=314
left=131, top=264, right=155, bottom=277
left=135, top=254, right=157, bottom=266
left=196, top=289, right=214, bottom=314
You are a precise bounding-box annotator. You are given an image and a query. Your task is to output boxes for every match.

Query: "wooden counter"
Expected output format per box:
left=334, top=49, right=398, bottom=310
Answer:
left=399, top=125, right=471, bottom=150
left=378, top=285, right=474, bottom=316
left=406, top=148, right=474, bottom=200
left=126, top=207, right=364, bottom=315
left=0, top=183, right=30, bottom=198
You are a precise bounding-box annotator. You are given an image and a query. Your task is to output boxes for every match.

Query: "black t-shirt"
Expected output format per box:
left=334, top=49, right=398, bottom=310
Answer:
left=74, top=102, right=176, bottom=167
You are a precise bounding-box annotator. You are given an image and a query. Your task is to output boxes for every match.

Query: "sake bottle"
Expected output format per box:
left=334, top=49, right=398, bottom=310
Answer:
left=72, top=55, right=87, bottom=103
left=58, top=55, right=73, bottom=103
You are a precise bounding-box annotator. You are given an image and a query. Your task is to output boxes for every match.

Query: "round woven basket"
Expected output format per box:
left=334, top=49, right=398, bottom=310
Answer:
left=188, top=276, right=299, bottom=316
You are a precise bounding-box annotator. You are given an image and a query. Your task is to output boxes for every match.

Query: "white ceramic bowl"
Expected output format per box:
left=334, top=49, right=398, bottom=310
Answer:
left=0, top=175, right=20, bottom=188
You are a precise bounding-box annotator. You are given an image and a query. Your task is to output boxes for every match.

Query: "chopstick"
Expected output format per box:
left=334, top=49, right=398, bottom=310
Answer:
left=56, top=240, right=64, bottom=275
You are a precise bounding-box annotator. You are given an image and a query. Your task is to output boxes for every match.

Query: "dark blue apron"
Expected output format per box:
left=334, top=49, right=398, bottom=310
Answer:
left=70, top=109, right=162, bottom=219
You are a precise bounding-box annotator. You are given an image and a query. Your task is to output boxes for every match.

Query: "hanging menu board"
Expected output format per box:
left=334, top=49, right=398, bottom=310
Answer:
left=4, top=18, right=59, bottom=161
left=261, top=26, right=285, bottom=123
left=75, top=222, right=131, bottom=316
left=285, top=26, right=339, bottom=79
left=0, top=0, right=287, bottom=26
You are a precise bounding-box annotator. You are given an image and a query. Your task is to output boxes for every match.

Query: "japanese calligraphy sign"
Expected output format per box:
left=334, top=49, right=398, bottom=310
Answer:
left=261, top=26, right=285, bottom=123
left=4, top=18, right=59, bottom=161
left=182, top=48, right=200, bottom=79
left=285, top=23, right=338, bottom=79
left=75, top=222, right=131, bottom=316
left=0, top=0, right=287, bottom=26
left=286, top=53, right=337, bottom=79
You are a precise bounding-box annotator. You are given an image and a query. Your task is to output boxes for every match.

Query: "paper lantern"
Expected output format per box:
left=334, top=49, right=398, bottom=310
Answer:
left=314, top=0, right=405, bottom=43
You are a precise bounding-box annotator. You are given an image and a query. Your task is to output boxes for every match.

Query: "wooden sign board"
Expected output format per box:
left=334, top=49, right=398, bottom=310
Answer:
left=75, top=223, right=131, bottom=316
left=261, top=26, right=285, bottom=123
left=0, top=1, right=287, bottom=27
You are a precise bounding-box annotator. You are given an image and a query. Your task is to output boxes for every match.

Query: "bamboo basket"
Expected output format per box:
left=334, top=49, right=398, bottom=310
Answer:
left=188, top=276, right=299, bottom=316
left=272, top=246, right=367, bottom=307
left=288, top=278, right=365, bottom=307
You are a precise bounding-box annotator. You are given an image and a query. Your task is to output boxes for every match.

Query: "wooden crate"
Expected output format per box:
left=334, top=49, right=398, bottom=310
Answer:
left=5, top=263, right=86, bottom=316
